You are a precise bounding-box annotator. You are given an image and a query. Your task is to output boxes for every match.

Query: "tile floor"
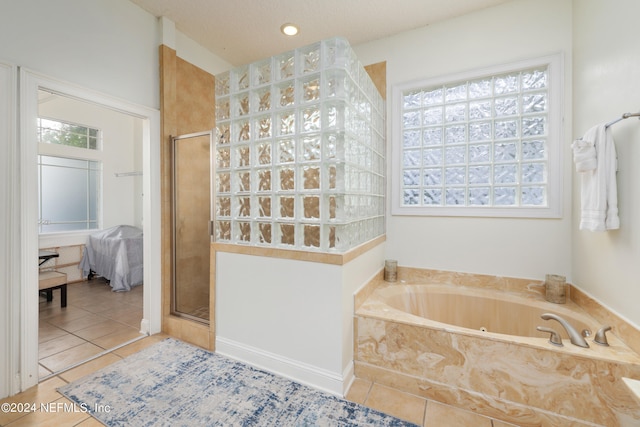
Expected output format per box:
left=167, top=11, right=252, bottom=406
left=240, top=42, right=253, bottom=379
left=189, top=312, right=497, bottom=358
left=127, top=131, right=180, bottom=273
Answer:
left=346, top=378, right=518, bottom=427
left=38, top=278, right=145, bottom=379
left=4, top=332, right=519, bottom=426
left=4, top=282, right=517, bottom=426
left=0, top=333, right=170, bottom=427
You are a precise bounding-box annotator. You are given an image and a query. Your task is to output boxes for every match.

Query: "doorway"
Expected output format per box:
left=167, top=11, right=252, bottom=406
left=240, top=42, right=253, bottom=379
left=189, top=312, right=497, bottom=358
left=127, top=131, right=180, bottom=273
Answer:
left=37, top=90, right=146, bottom=378
left=18, top=69, right=162, bottom=391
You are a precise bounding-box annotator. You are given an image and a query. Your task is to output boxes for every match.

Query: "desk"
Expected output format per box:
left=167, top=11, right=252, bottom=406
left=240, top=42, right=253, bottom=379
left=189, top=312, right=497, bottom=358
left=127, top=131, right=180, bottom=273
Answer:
left=39, top=250, right=59, bottom=266
left=38, top=250, right=66, bottom=307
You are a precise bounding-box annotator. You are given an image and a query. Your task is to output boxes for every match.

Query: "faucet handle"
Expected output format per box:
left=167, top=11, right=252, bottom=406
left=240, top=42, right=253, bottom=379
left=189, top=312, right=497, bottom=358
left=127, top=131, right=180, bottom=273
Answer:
left=594, top=325, right=612, bottom=346
left=536, top=326, right=563, bottom=346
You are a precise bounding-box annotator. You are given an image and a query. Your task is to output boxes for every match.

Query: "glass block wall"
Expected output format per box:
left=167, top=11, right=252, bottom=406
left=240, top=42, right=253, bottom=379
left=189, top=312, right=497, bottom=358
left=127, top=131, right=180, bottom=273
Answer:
left=214, top=37, right=385, bottom=252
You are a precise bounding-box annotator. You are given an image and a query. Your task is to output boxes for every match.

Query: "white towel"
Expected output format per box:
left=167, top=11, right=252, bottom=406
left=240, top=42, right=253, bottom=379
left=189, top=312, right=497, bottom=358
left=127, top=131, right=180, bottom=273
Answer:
left=574, top=124, right=619, bottom=231
left=571, top=138, right=597, bottom=172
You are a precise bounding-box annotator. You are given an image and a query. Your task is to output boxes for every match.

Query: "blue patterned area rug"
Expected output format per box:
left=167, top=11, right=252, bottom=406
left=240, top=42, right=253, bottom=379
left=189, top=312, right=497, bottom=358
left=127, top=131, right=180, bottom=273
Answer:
left=59, top=338, right=417, bottom=426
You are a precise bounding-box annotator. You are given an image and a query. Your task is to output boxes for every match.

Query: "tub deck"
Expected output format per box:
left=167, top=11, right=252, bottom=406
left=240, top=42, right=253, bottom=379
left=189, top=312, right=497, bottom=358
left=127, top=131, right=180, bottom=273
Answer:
left=354, top=270, right=640, bottom=427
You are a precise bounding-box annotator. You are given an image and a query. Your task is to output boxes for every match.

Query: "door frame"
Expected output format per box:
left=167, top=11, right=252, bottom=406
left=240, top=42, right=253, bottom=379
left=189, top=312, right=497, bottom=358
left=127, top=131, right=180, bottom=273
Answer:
left=1, top=61, right=18, bottom=397
left=18, top=69, right=162, bottom=391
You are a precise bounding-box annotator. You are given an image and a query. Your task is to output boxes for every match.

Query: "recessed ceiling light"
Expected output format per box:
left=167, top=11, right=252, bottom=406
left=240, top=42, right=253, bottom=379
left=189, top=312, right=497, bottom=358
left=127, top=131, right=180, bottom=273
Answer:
left=280, top=23, right=299, bottom=36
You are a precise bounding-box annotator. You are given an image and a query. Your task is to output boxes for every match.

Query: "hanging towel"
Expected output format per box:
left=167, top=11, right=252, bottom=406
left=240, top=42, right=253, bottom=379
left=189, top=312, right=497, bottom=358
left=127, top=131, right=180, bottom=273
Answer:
left=572, top=124, right=619, bottom=231
left=571, top=138, right=597, bottom=172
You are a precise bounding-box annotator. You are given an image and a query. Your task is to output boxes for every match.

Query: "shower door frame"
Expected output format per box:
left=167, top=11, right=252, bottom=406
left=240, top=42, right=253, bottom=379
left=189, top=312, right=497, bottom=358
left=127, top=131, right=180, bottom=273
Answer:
left=171, top=130, right=215, bottom=324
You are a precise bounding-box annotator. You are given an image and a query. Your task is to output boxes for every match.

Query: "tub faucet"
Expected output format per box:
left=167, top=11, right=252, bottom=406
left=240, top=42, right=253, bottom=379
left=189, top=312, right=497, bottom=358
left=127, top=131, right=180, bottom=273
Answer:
left=540, top=313, right=589, bottom=348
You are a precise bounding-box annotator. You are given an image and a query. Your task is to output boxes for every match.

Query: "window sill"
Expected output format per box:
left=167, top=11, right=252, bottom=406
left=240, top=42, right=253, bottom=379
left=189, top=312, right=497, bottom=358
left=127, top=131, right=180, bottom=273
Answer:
left=39, top=230, right=94, bottom=248
left=391, top=204, right=562, bottom=219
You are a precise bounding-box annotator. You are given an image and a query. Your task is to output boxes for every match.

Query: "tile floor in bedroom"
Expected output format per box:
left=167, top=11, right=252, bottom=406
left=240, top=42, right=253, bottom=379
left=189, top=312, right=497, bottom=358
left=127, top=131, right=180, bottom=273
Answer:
left=38, top=277, right=145, bottom=379
left=2, top=280, right=517, bottom=426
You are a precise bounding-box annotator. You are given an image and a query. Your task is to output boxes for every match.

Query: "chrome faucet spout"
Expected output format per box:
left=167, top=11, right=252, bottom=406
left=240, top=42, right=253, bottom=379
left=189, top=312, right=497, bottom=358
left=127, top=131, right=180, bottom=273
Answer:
left=540, top=313, right=589, bottom=348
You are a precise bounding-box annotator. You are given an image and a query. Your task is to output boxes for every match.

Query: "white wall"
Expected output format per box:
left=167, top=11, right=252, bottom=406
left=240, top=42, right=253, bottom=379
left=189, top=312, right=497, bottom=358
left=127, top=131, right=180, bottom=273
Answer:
left=160, top=16, right=232, bottom=76
left=215, top=252, right=344, bottom=393
left=353, top=0, right=573, bottom=280
left=0, top=0, right=163, bottom=397
left=0, top=0, right=159, bottom=108
left=0, top=1, right=229, bottom=398
left=572, top=0, right=640, bottom=328
left=176, top=31, right=232, bottom=76
left=215, top=248, right=384, bottom=395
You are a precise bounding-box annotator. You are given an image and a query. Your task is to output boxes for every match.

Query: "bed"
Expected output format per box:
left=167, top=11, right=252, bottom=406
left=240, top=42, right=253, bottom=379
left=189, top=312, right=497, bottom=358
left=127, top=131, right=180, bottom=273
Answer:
left=80, top=225, right=143, bottom=292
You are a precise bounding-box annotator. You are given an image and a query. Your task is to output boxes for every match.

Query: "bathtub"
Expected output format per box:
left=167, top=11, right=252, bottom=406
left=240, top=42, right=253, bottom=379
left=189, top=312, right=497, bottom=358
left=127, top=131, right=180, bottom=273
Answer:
left=355, top=276, right=640, bottom=427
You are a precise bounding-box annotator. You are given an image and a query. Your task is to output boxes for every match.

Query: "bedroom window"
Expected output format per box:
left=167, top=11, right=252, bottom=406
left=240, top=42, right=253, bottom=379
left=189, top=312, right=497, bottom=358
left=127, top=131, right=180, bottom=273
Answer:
left=38, top=118, right=99, bottom=149
left=37, top=118, right=102, bottom=233
left=391, top=54, right=563, bottom=218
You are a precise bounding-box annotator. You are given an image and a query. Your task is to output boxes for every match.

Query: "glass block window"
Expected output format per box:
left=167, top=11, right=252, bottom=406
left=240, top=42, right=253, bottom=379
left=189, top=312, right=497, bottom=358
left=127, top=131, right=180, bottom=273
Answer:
left=392, top=55, right=563, bottom=218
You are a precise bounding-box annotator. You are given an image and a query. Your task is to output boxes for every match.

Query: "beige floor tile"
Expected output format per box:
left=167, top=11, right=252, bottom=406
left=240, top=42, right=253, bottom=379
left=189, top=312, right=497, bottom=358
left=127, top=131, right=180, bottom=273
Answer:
left=101, top=306, right=142, bottom=321
left=345, top=378, right=371, bottom=404
left=0, top=377, right=67, bottom=425
left=69, top=296, right=115, bottom=310
left=38, top=364, right=53, bottom=379
left=124, top=294, right=143, bottom=305
left=38, top=334, right=86, bottom=359
left=53, top=313, right=110, bottom=333
left=364, top=383, right=426, bottom=426
left=39, top=277, right=143, bottom=376
left=58, top=353, right=122, bottom=383
left=112, top=313, right=143, bottom=329
left=424, top=400, right=492, bottom=427
left=112, top=333, right=170, bottom=358
left=43, top=307, right=94, bottom=328
left=4, top=397, right=91, bottom=427
left=72, top=319, right=126, bottom=341
left=91, top=327, right=145, bottom=350
left=89, top=299, right=135, bottom=315
left=38, top=323, right=68, bottom=344
left=38, top=304, right=67, bottom=321
left=76, top=416, right=107, bottom=426
left=39, top=342, right=105, bottom=373
left=492, top=420, right=521, bottom=427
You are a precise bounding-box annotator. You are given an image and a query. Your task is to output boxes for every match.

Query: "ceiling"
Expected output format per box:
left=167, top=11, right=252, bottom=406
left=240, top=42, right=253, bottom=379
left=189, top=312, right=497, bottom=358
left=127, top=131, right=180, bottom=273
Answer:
left=129, top=0, right=510, bottom=67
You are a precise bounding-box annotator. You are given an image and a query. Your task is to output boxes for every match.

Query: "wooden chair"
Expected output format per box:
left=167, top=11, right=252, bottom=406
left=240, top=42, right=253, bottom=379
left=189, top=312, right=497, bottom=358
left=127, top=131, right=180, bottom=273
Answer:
left=39, top=271, right=67, bottom=308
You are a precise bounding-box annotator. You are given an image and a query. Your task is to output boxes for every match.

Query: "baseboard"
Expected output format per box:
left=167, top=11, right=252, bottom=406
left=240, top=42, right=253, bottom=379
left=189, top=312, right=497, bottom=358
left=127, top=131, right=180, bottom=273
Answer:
left=215, top=336, right=345, bottom=397
left=139, top=318, right=150, bottom=334
left=341, top=360, right=355, bottom=396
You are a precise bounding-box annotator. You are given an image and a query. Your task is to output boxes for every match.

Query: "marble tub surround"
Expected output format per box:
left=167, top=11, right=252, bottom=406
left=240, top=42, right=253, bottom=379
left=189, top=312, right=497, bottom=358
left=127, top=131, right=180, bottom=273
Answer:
left=354, top=268, right=640, bottom=426
left=570, top=285, right=640, bottom=356
left=354, top=266, right=550, bottom=310
left=356, top=266, right=640, bottom=353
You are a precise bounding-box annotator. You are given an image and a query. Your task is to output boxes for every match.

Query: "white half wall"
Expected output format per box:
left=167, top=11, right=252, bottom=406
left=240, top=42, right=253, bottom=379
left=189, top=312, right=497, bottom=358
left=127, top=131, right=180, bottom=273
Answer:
left=215, top=245, right=384, bottom=396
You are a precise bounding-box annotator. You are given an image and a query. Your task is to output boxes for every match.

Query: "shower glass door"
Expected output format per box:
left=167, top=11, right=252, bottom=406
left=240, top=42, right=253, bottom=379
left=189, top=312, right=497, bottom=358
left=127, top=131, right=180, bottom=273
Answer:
left=172, top=131, right=213, bottom=323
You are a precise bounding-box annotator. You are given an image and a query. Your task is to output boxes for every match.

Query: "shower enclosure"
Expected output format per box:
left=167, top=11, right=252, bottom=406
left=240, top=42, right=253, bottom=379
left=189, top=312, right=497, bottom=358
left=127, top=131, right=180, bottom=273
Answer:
left=172, top=131, right=213, bottom=322
left=214, top=37, right=385, bottom=252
